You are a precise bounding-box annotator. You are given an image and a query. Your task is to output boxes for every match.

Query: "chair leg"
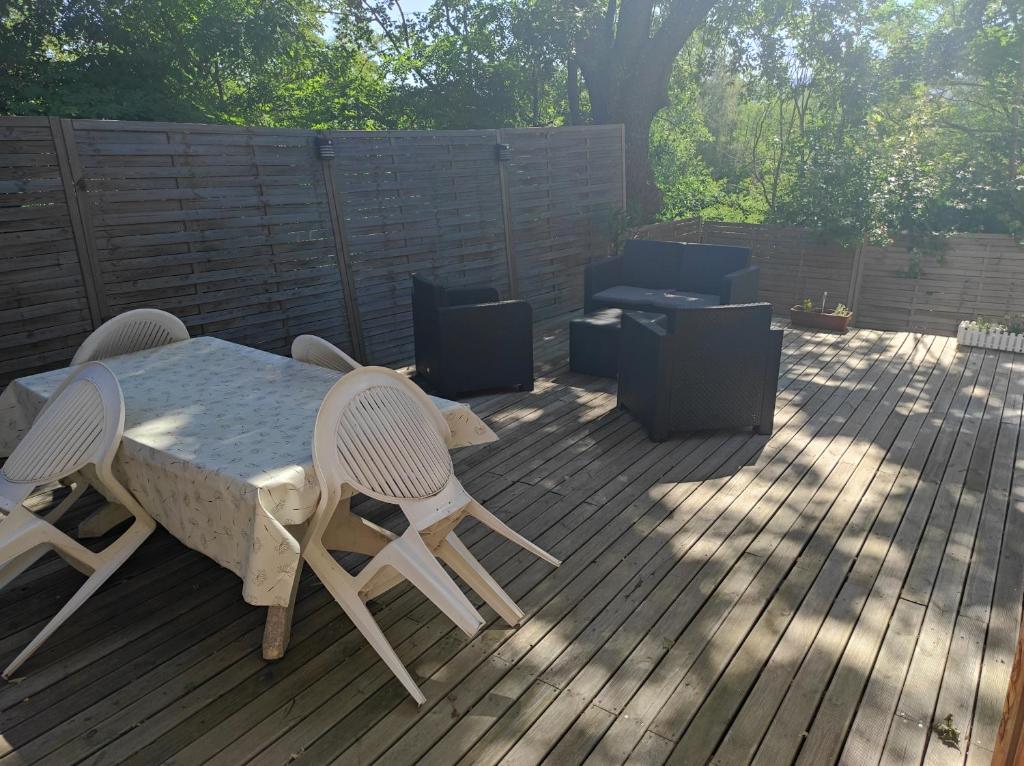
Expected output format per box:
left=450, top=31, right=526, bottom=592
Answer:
left=2, top=517, right=152, bottom=679
left=359, top=566, right=406, bottom=603
left=465, top=501, right=561, bottom=567
left=366, top=528, right=484, bottom=638
left=77, top=502, right=132, bottom=539
left=0, top=548, right=49, bottom=590
left=304, top=543, right=427, bottom=705
left=435, top=532, right=524, bottom=626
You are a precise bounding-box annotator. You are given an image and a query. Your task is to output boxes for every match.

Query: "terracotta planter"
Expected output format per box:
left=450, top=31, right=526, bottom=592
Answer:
left=789, top=307, right=852, bottom=333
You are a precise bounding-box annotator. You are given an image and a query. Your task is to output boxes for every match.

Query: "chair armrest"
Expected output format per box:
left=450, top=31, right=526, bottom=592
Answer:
left=438, top=299, right=531, bottom=325
left=721, top=265, right=760, bottom=304
left=617, top=311, right=671, bottom=440
left=758, top=328, right=784, bottom=434
left=584, top=256, right=623, bottom=313
left=446, top=286, right=501, bottom=306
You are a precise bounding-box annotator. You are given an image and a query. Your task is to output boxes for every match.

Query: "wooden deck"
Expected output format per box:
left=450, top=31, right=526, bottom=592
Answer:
left=1, top=317, right=1022, bottom=765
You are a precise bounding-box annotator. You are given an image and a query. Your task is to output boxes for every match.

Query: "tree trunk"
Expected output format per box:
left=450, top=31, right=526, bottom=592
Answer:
left=574, top=0, right=717, bottom=221
left=579, top=57, right=668, bottom=219
left=614, top=102, right=662, bottom=219
left=567, top=56, right=581, bottom=125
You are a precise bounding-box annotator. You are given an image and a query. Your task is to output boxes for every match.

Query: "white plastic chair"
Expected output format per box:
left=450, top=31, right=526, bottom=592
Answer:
left=0, top=363, right=156, bottom=678
left=69, top=309, right=187, bottom=538
left=291, top=334, right=361, bottom=373
left=72, top=308, right=189, bottom=365
left=309, top=366, right=560, bottom=702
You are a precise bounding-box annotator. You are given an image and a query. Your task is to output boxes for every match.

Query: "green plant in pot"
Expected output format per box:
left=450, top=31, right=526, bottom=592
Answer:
left=790, top=292, right=853, bottom=333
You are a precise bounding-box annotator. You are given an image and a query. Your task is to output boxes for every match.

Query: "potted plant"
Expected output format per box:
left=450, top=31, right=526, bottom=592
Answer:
left=789, top=292, right=852, bottom=333
left=957, top=315, right=1024, bottom=353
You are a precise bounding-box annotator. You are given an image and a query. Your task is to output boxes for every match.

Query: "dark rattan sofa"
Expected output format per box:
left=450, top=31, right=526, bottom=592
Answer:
left=617, top=303, right=782, bottom=441
left=583, top=240, right=760, bottom=315
left=411, top=274, right=533, bottom=398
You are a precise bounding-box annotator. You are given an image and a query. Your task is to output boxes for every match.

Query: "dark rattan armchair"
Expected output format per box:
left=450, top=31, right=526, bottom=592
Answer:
left=617, top=303, right=782, bottom=441
left=412, top=274, right=533, bottom=398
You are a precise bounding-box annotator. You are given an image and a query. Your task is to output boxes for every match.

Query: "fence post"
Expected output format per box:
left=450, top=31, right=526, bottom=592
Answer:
left=848, top=243, right=866, bottom=323
left=50, top=117, right=107, bottom=327
left=619, top=124, right=627, bottom=212
left=496, top=129, right=519, bottom=298
left=318, top=134, right=367, bottom=362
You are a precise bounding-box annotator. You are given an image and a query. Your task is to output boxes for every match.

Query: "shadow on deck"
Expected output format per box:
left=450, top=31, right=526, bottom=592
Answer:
left=0, top=315, right=1019, bottom=766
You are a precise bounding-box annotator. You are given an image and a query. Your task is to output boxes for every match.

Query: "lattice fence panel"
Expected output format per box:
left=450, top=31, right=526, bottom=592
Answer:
left=0, top=118, right=96, bottom=386
left=502, top=125, right=625, bottom=319
left=73, top=120, right=352, bottom=356
left=328, top=130, right=509, bottom=365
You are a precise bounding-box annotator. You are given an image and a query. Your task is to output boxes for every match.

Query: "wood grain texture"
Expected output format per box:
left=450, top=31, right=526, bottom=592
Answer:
left=632, top=218, right=1024, bottom=339
left=1, top=319, right=1021, bottom=766
left=0, top=117, right=626, bottom=382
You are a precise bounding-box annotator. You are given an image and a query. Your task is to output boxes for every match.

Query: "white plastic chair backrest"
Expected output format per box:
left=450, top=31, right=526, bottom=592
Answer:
left=72, top=309, right=189, bottom=364
left=0, top=363, right=124, bottom=511
left=291, top=335, right=361, bottom=374
left=313, top=367, right=453, bottom=504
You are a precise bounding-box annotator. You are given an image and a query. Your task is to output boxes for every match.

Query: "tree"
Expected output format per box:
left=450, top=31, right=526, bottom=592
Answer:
left=0, top=0, right=390, bottom=128
left=340, top=0, right=721, bottom=218
left=332, top=0, right=575, bottom=129
left=573, top=0, right=720, bottom=218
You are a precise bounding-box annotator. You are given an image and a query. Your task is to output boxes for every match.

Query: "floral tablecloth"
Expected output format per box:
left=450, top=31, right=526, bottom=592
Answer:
left=0, top=337, right=496, bottom=606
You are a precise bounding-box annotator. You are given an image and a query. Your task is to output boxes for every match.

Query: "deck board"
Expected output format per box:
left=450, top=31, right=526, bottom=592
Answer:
left=0, top=319, right=1021, bottom=765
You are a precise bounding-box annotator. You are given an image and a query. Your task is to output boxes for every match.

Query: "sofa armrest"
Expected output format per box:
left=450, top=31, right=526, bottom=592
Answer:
left=721, top=265, right=760, bottom=304
left=617, top=311, right=671, bottom=440
left=584, top=256, right=623, bottom=313
left=758, top=328, right=784, bottom=434
left=446, top=286, right=501, bottom=306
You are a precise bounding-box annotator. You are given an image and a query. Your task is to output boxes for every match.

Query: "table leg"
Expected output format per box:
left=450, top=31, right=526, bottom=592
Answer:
left=262, top=560, right=304, bottom=661
left=261, top=515, right=313, bottom=661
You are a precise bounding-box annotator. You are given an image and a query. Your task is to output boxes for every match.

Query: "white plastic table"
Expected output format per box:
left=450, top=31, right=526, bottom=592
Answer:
left=0, top=337, right=497, bottom=657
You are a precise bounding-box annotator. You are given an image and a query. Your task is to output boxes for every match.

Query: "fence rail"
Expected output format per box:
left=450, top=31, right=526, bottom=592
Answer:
left=633, top=218, right=1024, bottom=337
left=0, top=117, right=625, bottom=385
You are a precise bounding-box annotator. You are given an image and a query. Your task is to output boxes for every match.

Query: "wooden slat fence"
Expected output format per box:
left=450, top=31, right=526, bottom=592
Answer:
left=328, top=130, right=509, bottom=364
left=856, top=234, right=1024, bottom=334
left=0, top=117, right=625, bottom=384
left=633, top=218, right=1024, bottom=337
left=502, top=126, right=626, bottom=320
left=74, top=120, right=352, bottom=356
left=0, top=118, right=97, bottom=382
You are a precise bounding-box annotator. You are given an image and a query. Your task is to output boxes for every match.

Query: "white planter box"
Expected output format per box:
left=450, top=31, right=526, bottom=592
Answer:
left=957, top=321, right=1024, bottom=353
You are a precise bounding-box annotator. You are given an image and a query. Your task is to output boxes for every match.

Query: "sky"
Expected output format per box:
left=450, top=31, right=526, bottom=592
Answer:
left=394, top=0, right=433, bottom=12
left=322, top=0, right=433, bottom=40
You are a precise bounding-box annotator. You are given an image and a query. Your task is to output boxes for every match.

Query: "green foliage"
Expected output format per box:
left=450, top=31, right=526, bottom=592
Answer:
left=333, top=0, right=577, bottom=129
left=651, top=0, right=1022, bottom=242
left=0, top=0, right=1018, bottom=245
left=601, top=207, right=636, bottom=256
left=972, top=316, right=1006, bottom=332
left=0, top=0, right=391, bottom=128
